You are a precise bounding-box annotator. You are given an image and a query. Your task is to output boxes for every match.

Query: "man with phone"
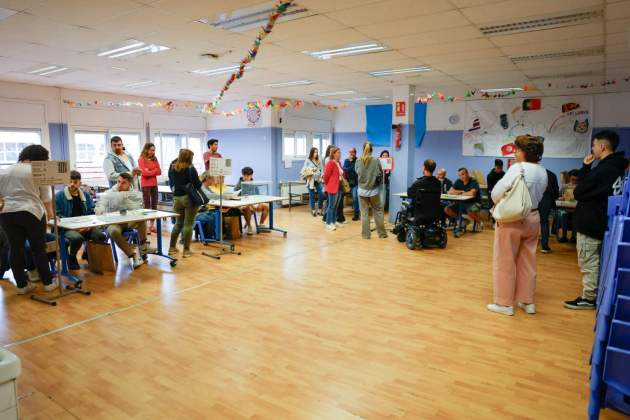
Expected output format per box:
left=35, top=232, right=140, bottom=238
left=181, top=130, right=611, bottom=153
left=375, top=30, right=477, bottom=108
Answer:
left=103, top=136, right=142, bottom=190
left=564, top=131, right=627, bottom=310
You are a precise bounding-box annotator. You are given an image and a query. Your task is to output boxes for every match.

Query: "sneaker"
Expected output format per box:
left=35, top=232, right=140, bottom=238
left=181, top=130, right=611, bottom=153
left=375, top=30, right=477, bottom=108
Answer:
left=43, top=278, right=59, bottom=292
left=246, top=225, right=254, bottom=236
left=27, top=269, right=40, bottom=282
left=563, top=296, right=595, bottom=310
left=311, top=209, right=316, bottom=217
left=486, top=303, right=514, bottom=316
left=17, top=282, right=36, bottom=295
left=168, top=247, right=178, bottom=257
left=335, top=222, right=344, bottom=228
left=132, top=251, right=144, bottom=269
left=326, top=224, right=336, bottom=231
left=517, top=302, right=536, bottom=314
left=68, top=255, right=81, bottom=270
left=341, top=220, right=348, bottom=224
left=541, top=247, right=551, bottom=254
left=182, top=249, right=194, bottom=258
left=379, top=234, right=389, bottom=239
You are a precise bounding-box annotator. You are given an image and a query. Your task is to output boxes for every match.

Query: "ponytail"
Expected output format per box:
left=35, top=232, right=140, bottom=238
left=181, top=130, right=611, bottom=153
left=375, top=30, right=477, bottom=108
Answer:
left=360, top=142, right=373, bottom=166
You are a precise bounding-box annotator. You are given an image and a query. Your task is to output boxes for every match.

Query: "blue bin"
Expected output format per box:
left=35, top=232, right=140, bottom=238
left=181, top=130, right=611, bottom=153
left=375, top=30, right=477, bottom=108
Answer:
left=609, top=320, right=630, bottom=350
left=614, top=295, right=630, bottom=323
left=605, top=385, right=630, bottom=416
left=617, top=269, right=630, bottom=297
left=603, top=346, right=630, bottom=396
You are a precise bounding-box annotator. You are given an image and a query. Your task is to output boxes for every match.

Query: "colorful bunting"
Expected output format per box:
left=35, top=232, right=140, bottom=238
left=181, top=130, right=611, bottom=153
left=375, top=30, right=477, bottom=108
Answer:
left=204, top=1, right=294, bottom=113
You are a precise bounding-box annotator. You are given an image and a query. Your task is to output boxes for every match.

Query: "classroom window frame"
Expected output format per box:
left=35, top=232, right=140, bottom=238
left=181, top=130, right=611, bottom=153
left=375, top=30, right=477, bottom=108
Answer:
left=0, top=127, right=43, bottom=169
left=152, top=131, right=206, bottom=176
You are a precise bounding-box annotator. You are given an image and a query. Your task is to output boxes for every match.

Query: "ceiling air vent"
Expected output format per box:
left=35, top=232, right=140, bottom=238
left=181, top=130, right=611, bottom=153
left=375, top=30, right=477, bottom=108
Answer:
left=510, top=46, right=604, bottom=63
left=198, top=2, right=309, bottom=33
left=480, top=8, right=603, bottom=36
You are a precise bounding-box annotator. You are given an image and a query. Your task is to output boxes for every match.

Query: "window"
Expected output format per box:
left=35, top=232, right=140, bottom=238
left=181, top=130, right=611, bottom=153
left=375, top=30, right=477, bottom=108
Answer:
left=282, top=130, right=309, bottom=160
left=311, top=132, right=331, bottom=156
left=0, top=128, right=42, bottom=168
left=74, top=131, right=108, bottom=182
left=153, top=132, right=205, bottom=173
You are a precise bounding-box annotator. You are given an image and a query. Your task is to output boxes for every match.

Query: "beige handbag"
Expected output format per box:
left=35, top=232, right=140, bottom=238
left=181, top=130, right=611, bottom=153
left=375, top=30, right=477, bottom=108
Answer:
left=492, top=165, right=532, bottom=223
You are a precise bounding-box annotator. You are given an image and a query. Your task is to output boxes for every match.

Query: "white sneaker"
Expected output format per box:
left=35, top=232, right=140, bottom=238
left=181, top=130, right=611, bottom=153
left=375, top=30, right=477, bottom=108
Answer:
left=517, top=302, right=536, bottom=314
left=487, top=303, right=514, bottom=316
left=132, top=250, right=144, bottom=269
left=246, top=225, right=254, bottom=236
left=326, top=224, right=336, bottom=231
left=43, top=278, right=59, bottom=292
left=17, top=282, right=36, bottom=295
left=27, top=269, right=40, bottom=282
left=335, top=222, right=344, bottom=228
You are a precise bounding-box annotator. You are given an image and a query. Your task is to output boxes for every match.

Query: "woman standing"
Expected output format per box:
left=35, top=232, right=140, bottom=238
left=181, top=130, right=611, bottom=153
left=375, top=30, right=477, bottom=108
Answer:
left=320, top=144, right=334, bottom=223
left=488, top=135, right=548, bottom=315
left=167, top=149, right=201, bottom=258
left=322, top=146, right=344, bottom=231
left=0, top=145, right=58, bottom=294
left=301, top=147, right=324, bottom=216
left=138, top=142, right=161, bottom=233
left=379, top=150, right=391, bottom=212
left=356, top=142, right=387, bottom=239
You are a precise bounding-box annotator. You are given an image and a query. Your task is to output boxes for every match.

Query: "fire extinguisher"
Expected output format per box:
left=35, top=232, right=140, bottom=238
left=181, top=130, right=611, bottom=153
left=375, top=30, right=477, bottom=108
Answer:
left=393, top=124, right=401, bottom=148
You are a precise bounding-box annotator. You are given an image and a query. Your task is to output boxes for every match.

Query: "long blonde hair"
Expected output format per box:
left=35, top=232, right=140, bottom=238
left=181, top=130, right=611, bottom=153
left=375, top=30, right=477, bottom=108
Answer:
left=141, top=142, right=156, bottom=160
left=360, top=142, right=373, bottom=166
left=173, top=149, right=194, bottom=171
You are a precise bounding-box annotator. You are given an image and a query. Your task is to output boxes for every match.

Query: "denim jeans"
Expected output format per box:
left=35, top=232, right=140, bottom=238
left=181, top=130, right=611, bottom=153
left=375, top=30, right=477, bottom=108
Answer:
left=195, top=211, right=215, bottom=239
left=326, top=192, right=339, bottom=225
left=351, top=186, right=359, bottom=217
left=308, top=182, right=324, bottom=210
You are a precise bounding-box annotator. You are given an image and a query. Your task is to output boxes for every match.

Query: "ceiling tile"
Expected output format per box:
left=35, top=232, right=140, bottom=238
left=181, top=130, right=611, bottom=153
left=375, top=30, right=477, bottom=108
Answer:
left=270, top=29, right=369, bottom=53
left=382, top=26, right=482, bottom=50
left=606, top=0, right=630, bottom=19
left=460, top=0, right=603, bottom=25
left=356, top=10, right=470, bottom=39
left=327, top=0, right=453, bottom=27
left=401, top=38, right=496, bottom=58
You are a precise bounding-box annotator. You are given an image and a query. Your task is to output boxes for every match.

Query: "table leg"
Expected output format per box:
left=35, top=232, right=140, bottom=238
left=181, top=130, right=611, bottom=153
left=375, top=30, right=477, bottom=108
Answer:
left=288, top=183, right=292, bottom=212
left=266, top=201, right=287, bottom=237
left=202, top=208, right=240, bottom=259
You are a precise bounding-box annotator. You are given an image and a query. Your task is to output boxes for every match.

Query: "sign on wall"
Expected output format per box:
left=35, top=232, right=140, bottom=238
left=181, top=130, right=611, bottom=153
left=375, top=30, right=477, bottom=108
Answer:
left=463, top=95, right=593, bottom=158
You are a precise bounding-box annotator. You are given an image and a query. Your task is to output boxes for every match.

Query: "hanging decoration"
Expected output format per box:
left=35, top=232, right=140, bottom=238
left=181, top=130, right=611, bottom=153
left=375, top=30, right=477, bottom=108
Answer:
left=203, top=0, right=294, bottom=114
left=417, top=92, right=463, bottom=103
left=63, top=98, right=347, bottom=116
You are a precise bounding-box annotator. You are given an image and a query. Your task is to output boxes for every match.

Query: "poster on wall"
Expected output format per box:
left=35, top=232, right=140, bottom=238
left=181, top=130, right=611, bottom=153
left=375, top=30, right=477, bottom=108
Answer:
left=462, top=95, right=592, bottom=158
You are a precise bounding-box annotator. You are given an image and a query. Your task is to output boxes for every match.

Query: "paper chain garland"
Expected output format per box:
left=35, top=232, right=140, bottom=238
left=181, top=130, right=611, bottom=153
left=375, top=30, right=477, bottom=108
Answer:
left=203, top=0, right=294, bottom=114
left=62, top=98, right=347, bottom=116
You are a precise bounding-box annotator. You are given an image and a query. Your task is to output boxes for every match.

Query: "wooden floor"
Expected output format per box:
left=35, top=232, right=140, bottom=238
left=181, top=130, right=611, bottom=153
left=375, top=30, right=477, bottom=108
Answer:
left=0, top=206, right=624, bottom=419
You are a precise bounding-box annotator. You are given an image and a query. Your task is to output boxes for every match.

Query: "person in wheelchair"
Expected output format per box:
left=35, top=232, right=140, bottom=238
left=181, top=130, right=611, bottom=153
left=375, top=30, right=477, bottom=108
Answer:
left=394, top=159, right=447, bottom=249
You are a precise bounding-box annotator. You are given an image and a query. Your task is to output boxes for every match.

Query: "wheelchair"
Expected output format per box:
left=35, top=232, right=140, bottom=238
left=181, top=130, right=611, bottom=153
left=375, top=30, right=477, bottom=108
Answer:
left=393, top=194, right=448, bottom=251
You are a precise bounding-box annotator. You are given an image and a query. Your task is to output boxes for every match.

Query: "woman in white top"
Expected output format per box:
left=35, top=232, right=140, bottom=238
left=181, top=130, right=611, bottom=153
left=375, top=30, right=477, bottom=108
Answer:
left=0, top=145, right=59, bottom=294
left=301, top=147, right=324, bottom=216
left=488, top=135, right=548, bottom=316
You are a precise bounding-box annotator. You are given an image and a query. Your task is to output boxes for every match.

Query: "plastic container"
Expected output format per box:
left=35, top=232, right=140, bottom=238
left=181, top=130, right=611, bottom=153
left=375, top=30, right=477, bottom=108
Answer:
left=0, top=349, right=21, bottom=420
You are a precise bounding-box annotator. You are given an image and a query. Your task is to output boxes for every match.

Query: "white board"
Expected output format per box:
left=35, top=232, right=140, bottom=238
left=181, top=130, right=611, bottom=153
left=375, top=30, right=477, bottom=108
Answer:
left=463, top=96, right=592, bottom=158
left=31, top=160, right=70, bottom=186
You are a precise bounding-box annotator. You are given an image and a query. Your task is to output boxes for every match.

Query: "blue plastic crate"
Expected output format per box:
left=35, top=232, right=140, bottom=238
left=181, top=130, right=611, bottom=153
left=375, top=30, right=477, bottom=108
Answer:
left=614, top=295, right=630, bottom=323
left=605, top=383, right=630, bottom=415
left=617, top=269, right=630, bottom=297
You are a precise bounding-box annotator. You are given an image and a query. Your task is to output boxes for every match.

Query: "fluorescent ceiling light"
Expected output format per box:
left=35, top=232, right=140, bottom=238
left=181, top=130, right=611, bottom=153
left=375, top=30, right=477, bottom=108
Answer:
left=304, top=42, right=387, bottom=60
left=0, top=7, right=17, bottom=21
left=369, top=66, right=431, bottom=77
left=192, top=65, right=252, bottom=77
left=98, top=40, right=170, bottom=59
left=480, top=87, right=524, bottom=93
left=125, top=80, right=159, bottom=88
left=510, top=46, right=603, bottom=63
left=199, top=2, right=309, bottom=33
left=480, top=8, right=602, bottom=36
left=342, top=96, right=382, bottom=102
left=111, top=66, right=127, bottom=71
left=313, top=91, right=356, bottom=97
left=28, top=65, right=70, bottom=77
left=264, top=80, right=313, bottom=88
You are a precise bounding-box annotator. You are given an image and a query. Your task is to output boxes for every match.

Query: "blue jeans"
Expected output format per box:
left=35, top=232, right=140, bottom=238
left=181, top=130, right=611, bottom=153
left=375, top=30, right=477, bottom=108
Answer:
left=326, top=192, right=339, bottom=225
left=308, top=182, right=324, bottom=210
left=195, top=211, right=216, bottom=240
left=350, top=186, right=359, bottom=217
left=539, top=198, right=553, bottom=249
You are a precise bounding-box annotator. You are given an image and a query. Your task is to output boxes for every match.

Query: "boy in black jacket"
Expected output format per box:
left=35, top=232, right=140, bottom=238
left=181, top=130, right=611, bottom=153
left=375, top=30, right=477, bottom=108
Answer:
left=540, top=169, right=559, bottom=253
left=564, top=130, right=628, bottom=309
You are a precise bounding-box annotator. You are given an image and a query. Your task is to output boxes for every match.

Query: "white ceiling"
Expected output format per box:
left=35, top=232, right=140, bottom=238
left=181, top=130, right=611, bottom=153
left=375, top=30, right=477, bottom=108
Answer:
left=0, top=0, right=628, bottom=106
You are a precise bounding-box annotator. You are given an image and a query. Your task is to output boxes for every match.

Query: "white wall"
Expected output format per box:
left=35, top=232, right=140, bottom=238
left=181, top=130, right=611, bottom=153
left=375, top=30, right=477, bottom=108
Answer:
left=333, top=92, right=630, bottom=132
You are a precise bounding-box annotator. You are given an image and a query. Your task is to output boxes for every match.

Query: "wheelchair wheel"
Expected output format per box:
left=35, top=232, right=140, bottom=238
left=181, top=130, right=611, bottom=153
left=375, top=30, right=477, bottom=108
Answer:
left=439, top=231, right=448, bottom=248
left=406, top=229, right=418, bottom=250
left=396, top=226, right=407, bottom=242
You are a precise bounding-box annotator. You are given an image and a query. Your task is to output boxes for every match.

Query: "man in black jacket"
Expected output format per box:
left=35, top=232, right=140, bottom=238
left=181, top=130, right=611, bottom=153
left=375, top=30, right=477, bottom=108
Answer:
left=539, top=169, right=559, bottom=253
left=564, top=131, right=628, bottom=310
left=407, top=159, right=442, bottom=222
left=343, top=148, right=360, bottom=221
left=486, top=159, right=505, bottom=207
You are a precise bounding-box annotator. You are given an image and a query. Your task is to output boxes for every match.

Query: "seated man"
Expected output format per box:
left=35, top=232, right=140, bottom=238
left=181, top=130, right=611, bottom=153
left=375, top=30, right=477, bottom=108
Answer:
left=55, top=170, right=107, bottom=269
left=95, top=173, right=151, bottom=268
left=446, top=167, right=482, bottom=231
left=407, top=159, right=442, bottom=223
left=235, top=166, right=269, bottom=235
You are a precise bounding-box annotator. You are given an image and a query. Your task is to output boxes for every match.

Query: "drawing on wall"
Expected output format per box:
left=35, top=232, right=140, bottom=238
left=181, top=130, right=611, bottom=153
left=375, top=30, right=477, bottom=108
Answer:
left=463, top=95, right=593, bottom=158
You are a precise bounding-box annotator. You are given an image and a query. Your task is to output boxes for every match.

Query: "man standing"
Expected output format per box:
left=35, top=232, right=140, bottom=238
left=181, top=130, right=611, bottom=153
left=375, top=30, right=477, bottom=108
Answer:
left=55, top=170, right=107, bottom=269
left=486, top=159, right=505, bottom=206
left=203, top=138, right=222, bottom=170
left=103, top=136, right=141, bottom=190
left=95, top=173, right=153, bottom=269
left=343, top=147, right=360, bottom=221
left=564, top=131, right=627, bottom=310
left=446, top=167, right=482, bottom=231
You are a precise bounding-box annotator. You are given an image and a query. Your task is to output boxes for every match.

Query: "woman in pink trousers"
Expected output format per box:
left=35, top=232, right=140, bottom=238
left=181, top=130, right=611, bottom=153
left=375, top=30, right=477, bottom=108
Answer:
left=488, top=135, right=548, bottom=316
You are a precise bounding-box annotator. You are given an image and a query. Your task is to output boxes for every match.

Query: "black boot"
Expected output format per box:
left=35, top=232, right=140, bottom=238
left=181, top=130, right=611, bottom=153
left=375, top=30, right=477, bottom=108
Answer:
left=68, top=255, right=81, bottom=270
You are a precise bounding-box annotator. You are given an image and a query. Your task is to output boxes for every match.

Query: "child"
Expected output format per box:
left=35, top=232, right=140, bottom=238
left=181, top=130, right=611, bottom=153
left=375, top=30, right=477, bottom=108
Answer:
left=237, top=167, right=269, bottom=235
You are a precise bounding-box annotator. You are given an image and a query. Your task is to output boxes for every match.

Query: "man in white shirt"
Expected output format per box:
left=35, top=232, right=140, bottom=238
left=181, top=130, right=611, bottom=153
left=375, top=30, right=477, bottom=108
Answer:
left=95, top=173, right=153, bottom=268
left=0, top=145, right=59, bottom=294
left=103, top=136, right=142, bottom=190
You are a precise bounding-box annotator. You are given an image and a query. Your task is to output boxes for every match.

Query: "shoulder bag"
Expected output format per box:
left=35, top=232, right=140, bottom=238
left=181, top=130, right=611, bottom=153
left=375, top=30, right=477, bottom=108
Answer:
left=184, top=166, right=209, bottom=207
left=492, top=165, right=532, bottom=223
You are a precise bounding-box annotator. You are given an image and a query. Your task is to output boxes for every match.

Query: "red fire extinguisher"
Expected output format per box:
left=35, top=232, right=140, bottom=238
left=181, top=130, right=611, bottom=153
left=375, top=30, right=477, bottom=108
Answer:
left=393, top=124, right=401, bottom=148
